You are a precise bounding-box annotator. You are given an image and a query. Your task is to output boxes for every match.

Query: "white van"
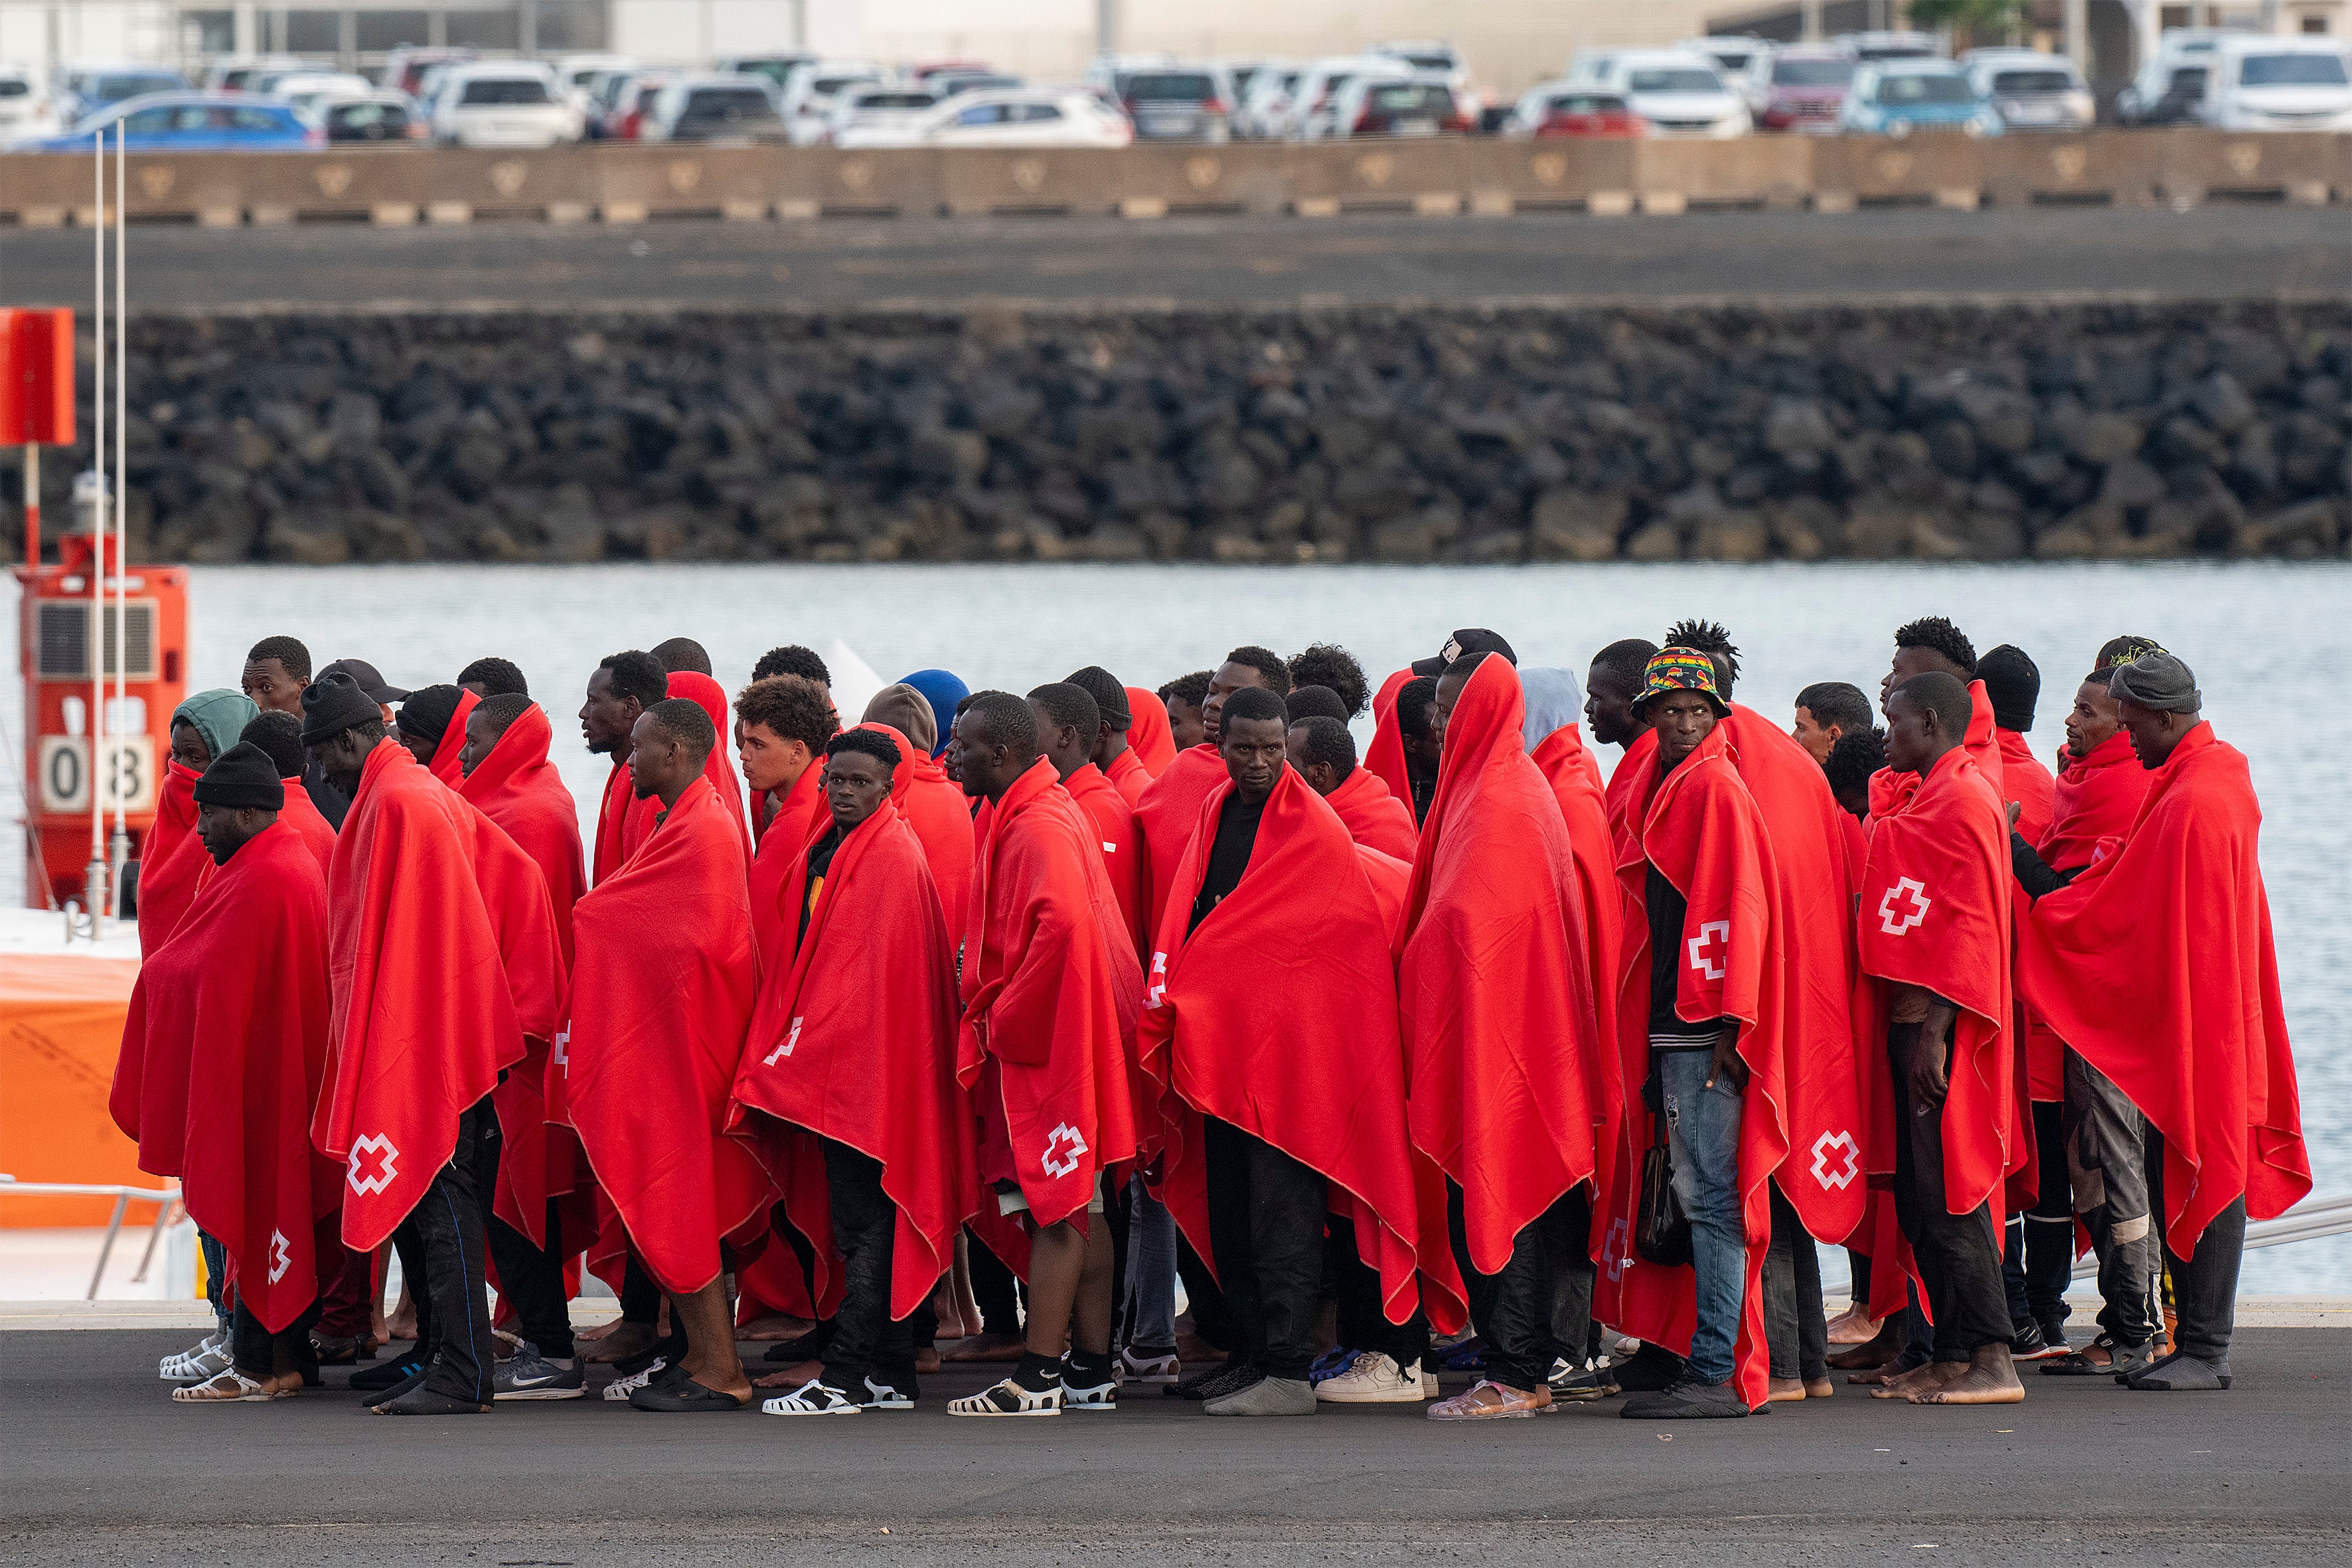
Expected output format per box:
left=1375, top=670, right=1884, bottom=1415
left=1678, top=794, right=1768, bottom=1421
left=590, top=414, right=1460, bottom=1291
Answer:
left=2205, top=35, right=2352, bottom=131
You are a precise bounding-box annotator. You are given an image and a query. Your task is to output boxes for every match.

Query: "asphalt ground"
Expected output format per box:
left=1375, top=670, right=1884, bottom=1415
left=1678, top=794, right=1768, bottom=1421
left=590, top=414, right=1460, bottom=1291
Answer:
left=8, top=204, right=2352, bottom=313
left=3, top=1328, right=2346, bottom=1566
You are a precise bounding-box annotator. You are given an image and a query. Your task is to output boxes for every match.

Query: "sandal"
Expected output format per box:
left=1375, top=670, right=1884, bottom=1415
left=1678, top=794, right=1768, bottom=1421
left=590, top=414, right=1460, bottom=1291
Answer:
left=161, top=1334, right=233, bottom=1383
left=172, top=1369, right=283, bottom=1403
left=949, top=1376, right=1063, bottom=1415
left=2043, top=1334, right=2156, bottom=1377
left=761, top=1379, right=864, bottom=1415
left=629, top=1374, right=750, bottom=1412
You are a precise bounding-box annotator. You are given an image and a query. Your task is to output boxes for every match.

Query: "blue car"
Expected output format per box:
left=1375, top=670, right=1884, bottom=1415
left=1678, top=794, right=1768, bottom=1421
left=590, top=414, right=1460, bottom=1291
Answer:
left=1840, top=60, right=2003, bottom=137
left=20, top=92, right=319, bottom=152
left=52, top=64, right=189, bottom=125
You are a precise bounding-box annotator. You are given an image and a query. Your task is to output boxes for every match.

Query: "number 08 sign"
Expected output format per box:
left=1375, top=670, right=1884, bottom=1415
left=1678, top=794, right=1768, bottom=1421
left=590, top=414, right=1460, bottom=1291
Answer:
left=37, top=736, right=157, bottom=815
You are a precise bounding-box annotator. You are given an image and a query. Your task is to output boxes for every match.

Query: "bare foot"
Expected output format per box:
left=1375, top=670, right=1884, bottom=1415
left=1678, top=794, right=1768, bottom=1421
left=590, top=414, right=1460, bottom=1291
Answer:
left=753, top=1357, right=824, bottom=1387
left=941, top=1332, right=1026, bottom=1364
left=582, top=1320, right=659, bottom=1365
left=1826, top=1303, right=1883, bottom=1346
left=576, top=1317, right=622, bottom=1343
left=916, top=1346, right=942, bottom=1374
left=1912, top=1345, right=2024, bottom=1405
left=736, top=1313, right=817, bottom=1342
left=1767, top=1376, right=1808, bottom=1403
left=1804, top=1377, right=1836, bottom=1399
left=1869, top=1362, right=1945, bottom=1398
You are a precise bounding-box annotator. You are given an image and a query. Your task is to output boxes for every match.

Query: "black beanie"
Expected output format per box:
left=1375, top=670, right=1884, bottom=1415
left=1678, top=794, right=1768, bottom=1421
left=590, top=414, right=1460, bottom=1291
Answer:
left=1061, top=665, right=1132, bottom=730
left=397, top=684, right=466, bottom=745
left=1978, top=644, right=2041, bottom=734
left=192, top=743, right=285, bottom=812
left=299, top=670, right=383, bottom=747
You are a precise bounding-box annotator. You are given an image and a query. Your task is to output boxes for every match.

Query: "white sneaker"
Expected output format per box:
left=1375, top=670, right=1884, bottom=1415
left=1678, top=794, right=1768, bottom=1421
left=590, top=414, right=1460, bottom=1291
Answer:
left=600, top=1356, right=666, bottom=1401
left=1315, top=1352, right=1431, bottom=1404
left=1117, top=1345, right=1179, bottom=1386
left=160, top=1333, right=232, bottom=1382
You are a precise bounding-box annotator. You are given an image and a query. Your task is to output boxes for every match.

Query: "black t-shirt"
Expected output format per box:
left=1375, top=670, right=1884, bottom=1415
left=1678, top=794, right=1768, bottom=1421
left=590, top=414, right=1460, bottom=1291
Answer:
left=1188, top=792, right=1267, bottom=935
left=798, top=817, right=857, bottom=942
left=1646, top=862, right=1729, bottom=1048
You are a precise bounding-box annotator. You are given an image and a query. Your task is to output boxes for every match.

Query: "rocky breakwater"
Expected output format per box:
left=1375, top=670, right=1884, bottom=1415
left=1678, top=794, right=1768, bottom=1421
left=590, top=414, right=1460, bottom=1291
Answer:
left=7, top=299, right=2352, bottom=565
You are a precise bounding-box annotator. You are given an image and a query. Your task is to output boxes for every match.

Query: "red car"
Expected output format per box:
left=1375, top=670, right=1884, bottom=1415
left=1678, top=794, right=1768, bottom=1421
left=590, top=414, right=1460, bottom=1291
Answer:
left=1510, top=86, right=1644, bottom=138
left=1754, top=48, right=1855, bottom=133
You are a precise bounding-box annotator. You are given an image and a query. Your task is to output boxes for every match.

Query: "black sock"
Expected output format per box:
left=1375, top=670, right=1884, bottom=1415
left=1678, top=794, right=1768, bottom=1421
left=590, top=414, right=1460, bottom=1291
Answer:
left=1066, top=1348, right=1112, bottom=1387
left=1010, top=1350, right=1063, bottom=1393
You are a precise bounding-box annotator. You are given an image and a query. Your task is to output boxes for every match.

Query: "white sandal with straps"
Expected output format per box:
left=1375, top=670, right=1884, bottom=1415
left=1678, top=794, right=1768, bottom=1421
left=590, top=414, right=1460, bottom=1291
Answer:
left=949, top=1376, right=1063, bottom=1416
left=171, top=1369, right=283, bottom=1403
left=160, top=1334, right=232, bottom=1382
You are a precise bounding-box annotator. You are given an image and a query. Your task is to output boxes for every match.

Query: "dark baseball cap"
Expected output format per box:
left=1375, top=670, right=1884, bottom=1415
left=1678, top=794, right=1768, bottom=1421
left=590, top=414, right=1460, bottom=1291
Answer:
left=317, top=657, right=409, bottom=705
left=1412, top=628, right=1518, bottom=678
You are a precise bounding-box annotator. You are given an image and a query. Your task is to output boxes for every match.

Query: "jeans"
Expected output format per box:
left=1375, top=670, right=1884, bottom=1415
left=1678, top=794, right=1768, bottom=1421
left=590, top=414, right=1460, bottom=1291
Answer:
left=1764, top=1182, right=1828, bottom=1382
left=820, top=1138, right=920, bottom=1393
left=2064, top=1048, right=2159, bottom=1348
left=2146, top=1129, right=2246, bottom=1362
left=1888, top=1024, right=2011, bottom=1362
left=1202, top=1116, right=1328, bottom=1381
left=1123, top=1174, right=1178, bottom=1352
left=199, top=1231, right=232, bottom=1335
left=390, top=1097, right=496, bottom=1403
left=2003, top=1098, right=2073, bottom=1332
left=473, top=1108, right=574, bottom=1360
left=1659, top=1048, right=1746, bottom=1385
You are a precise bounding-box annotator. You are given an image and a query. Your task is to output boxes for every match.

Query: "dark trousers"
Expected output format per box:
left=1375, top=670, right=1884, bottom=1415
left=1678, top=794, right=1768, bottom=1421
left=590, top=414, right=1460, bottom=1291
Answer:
left=315, top=1244, right=376, bottom=1340
left=1330, top=1215, right=1432, bottom=1370
left=967, top=1225, right=1022, bottom=1336
left=1202, top=1116, right=1326, bottom=1381
left=619, top=1252, right=661, bottom=1326
left=1450, top=1182, right=1584, bottom=1393
left=819, top=1138, right=921, bottom=1393
left=2146, top=1129, right=2246, bottom=1362
left=1889, top=1024, right=2011, bottom=1363
left=1177, top=1230, right=1231, bottom=1352
left=389, top=1097, right=496, bottom=1402
left=2065, top=1048, right=2159, bottom=1347
left=232, top=1296, right=321, bottom=1379
left=1764, top=1182, right=1829, bottom=1382
left=2003, top=1098, right=2073, bottom=1330
left=473, top=1110, right=574, bottom=1360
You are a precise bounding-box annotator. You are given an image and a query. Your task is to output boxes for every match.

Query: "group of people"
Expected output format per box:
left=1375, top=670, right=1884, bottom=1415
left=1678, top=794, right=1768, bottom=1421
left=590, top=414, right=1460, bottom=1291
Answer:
left=112, top=612, right=2308, bottom=1421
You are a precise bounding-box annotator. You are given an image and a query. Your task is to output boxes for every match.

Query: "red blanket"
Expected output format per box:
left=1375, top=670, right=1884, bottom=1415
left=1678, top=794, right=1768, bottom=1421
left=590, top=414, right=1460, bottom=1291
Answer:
left=1871, top=679, right=2001, bottom=819
left=1603, top=728, right=1660, bottom=866
left=1998, top=728, right=2055, bottom=849
left=730, top=798, right=977, bottom=1318
left=459, top=703, right=587, bottom=964
left=114, top=823, right=337, bottom=1332
left=961, top=757, right=1141, bottom=1229
left=135, top=763, right=206, bottom=956
left=1065, top=761, right=1148, bottom=961
left=313, top=741, right=525, bottom=1251
left=276, top=777, right=339, bottom=872
left=1399, top=658, right=1614, bottom=1285
left=749, top=762, right=828, bottom=974
left=1362, top=666, right=1416, bottom=808
left=667, top=671, right=751, bottom=862
left=591, top=760, right=659, bottom=886
left=1125, top=686, right=1176, bottom=777
left=1529, top=720, right=1624, bottom=1077
left=458, top=803, right=566, bottom=1245
left=1325, top=765, right=1419, bottom=862
left=1106, top=747, right=1150, bottom=808
left=1140, top=765, right=1435, bottom=1328
left=2015, top=723, right=2308, bottom=1251
left=426, top=688, right=480, bottom=787
left=1134, top=744, right=1229, bottom=937
left=1598, top=721, right=1782, bottom=1408
left=1859, top=745, right=2019, bottom=1219
left=564, top=777, right=773, bottom=1294
left=860, top=724, right=976, bottom=936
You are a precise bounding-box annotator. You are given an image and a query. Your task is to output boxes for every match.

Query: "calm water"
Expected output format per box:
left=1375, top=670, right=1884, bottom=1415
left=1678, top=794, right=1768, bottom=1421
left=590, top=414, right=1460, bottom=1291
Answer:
left=6, top=560, right=2344, bottom=1290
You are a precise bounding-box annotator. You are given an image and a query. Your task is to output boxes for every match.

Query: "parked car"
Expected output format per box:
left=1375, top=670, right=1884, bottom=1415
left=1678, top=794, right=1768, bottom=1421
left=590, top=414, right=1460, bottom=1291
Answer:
left=52, top=62, right=189, bottom=125
left=1236, top=64, right=1303, bottom=137
left=1837, top=31, right=1943, bottom=62
left=927, top=70, right=1022, bottom=98
left=2204, top=35, right=2352, bottom=131
left=430, top=62, right=578, bottom=148
left=1962, top=48, right=2094, bottom=131
left=1840, top=59, right=2000, bottom=137
left=718, top=53, right=819, bottom=93
left=269, top=70, right=372, bottom=116
left=1368, top=40, right=1471, bottom=91
left=1221, top=58, right=1283, bottom=106
left=1330, top=74, right=1469, bottom=137
left=1682, top=34, right=1771, bottom=90
left=824, top=83, right=939, bottom=147
left=555, top=53, right=632, bottom=105
left=1086, top=58, right=1233, bottom=141
left=1752, top=45, right=1854, bottom=133
left=643, top=74, right=788, bottom=143
left=2116, top=58, right=2210, bottom=125
left=907, top=59, right=992, bottom=86
left=382, top=46, right=477, bottom=100
left=202, top=54, right=306, bottom=92
left=1289, top=54, right=1411, bottom=139
left=1506, top=82, right=1644, bottom=138
left=21, top=92, right=315, bottom=151
left=1599, top=49, right=1749, bottom=138
left=315, top=91, right=426, bottom=142
left=779, top=60, right=884, bottom=146
left=602, top=72, right=672, bottom=140
left=1563, top=48, right=1624, bottom=86
left=908, top=86, right=1131, bottom=147
left=0, top=63, right=46, bottom=135
left=246, top=62, right=339, bottom=96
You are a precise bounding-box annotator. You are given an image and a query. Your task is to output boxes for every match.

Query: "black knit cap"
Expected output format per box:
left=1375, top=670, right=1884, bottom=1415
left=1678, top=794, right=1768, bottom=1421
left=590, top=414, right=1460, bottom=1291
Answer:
left=299, top=670, right=382, bottom=747
left=192, top=743, right=285, bottom=812
left=1414, top=628, right=1518, bottom=678
left=1978, top=644, right=2041, bottom=734
left=1061, top=665, right=1132, bottom=730
left=396, top=684, right=466, bottom=745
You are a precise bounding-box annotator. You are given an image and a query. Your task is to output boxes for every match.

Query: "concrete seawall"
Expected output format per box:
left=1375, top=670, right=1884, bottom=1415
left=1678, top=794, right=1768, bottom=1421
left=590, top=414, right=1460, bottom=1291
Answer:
left=9, top=298, right=2352, bottom=566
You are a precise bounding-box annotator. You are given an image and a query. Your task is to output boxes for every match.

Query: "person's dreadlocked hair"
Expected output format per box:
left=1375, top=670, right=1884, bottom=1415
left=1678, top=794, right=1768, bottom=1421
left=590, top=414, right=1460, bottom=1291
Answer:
left=736, top=674, right=838, bottom=754
left=1223, top=645, right=1292, bottom=696
left=1287, top=643, right=1368, bottom=718
left=1395, top=676, right=1440, bottom=742
left=755, top=645, right=830, bottom=686
left=1824, top=725, right=1887, bottom=803
left=826, top=727, right=902, bottom=773
left=246, top=635, right=313, bottom=680
left=1893, top=616, right=1978, bottom=678
left=473, top=692, right=536, bottom=741
left=1589, top=638, right=1659, bottom=692
left=2090, top=633, right=2166, bottom=682
left=651, top=637, right=712, bottom=676
left=1664, top=619, right=1741, bottom=698
left=457, top=656, right=528, bottom=697
left=1288, top=714, right=1357, bottom=779
left=1159, top=670, right=1212, bottom=707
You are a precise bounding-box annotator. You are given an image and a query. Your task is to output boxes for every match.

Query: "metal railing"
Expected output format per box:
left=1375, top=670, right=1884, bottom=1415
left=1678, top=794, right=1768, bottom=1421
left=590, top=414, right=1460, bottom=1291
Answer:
left=0, top=1174, right=182, bottom=1300
left=2069, top=1191, right=2352, bottom=1278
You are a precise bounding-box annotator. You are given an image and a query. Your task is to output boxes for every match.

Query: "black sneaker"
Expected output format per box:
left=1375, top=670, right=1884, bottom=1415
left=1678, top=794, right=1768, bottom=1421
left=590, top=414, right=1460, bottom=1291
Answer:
left=2009, top=1320, right=2051, bottom=1359
left=2037, top=1317, right=2071, bottom=1354
left=351, top=1351, right=425, bottom=1393
left=1611, top=1342, right=1687, bottom=1392
left=1176, top=1360, right=1263, bottom=1402
left=493, top=1344, right=585, bottom=1401
left=1620, top=1376, right=1755, bottom=1419
left=1547, top=1358, right=1616, bottom=1401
